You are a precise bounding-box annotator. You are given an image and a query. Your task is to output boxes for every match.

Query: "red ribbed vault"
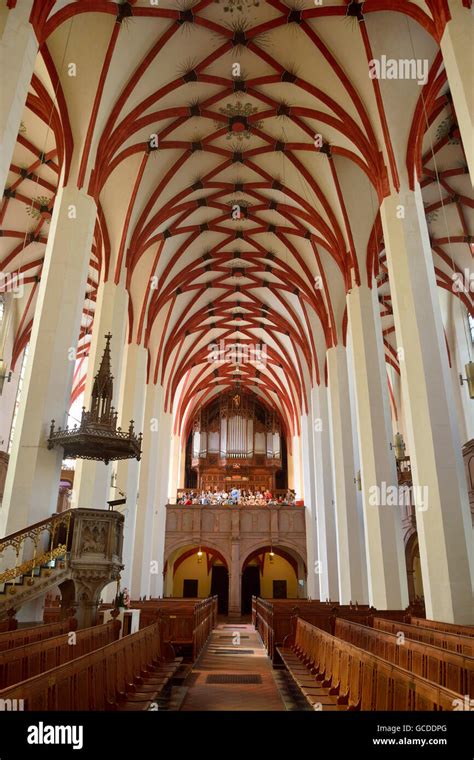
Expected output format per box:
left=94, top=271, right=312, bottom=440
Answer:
left=1, top=0, right=472, bottom=436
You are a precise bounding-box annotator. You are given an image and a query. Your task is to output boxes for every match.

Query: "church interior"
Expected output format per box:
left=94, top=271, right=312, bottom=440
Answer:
left=0, top=0, right=473, bottom=731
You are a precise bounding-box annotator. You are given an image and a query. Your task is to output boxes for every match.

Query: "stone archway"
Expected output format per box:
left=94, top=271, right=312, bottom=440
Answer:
left=164, top=542, right=230, bottom=611
left=238, top=543, right=308, bottom=614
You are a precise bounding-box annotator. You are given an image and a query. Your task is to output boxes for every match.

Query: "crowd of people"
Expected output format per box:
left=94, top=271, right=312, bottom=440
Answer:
left=176, top=488, right=297, bottom=506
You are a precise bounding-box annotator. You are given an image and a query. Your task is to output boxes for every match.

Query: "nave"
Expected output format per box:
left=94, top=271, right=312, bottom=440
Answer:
left=0, top=2, right=473, bottom=742
left=179, top=621, right=288, bottom=712
left=0, top=596, right=472, bottom=713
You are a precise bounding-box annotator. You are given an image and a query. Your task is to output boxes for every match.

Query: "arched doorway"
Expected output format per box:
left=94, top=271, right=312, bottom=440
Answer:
left=241, top=545, right=306, bottom=613
left=210, top=564, right=229, bottom=615
left=166, top=545, right=229, bottom=613
left=241, top=565, right=260, bottom=615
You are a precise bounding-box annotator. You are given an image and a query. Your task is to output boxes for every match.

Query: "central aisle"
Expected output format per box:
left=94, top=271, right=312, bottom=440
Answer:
left=179, top=622, right=287, bottom=711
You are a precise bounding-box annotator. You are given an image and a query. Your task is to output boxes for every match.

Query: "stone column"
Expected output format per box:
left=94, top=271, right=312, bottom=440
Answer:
left=440, top=1, right=474, bottom=181
left=148, top=411, right=173, bottom=598
left=132, top=383, right=163, bottom=598
left=72, top=279, right=128, bottom=509
left=0, top=0, right=38, bottom=196
left=113, top=343, right=147, bottom=590
left=228, top=534, right=241, bottom=617
left=312, top=384, right=339, bottom=602
left=300, top=413, right=319, bottom=599
left=0, top=186, right=96, bottom=536
left=347, top=282, right=409, bottom=610
left=327, top=345, right=368, bottom=605
left=168, top=432, right=181, bottom=499
left=0, top=293, right=24, bottom=450
left=381, top=183, right=474, bottom=622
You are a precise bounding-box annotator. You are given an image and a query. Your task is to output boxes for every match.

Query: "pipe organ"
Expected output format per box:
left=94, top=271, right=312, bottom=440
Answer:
left=190, top=390, right=283, bottom=491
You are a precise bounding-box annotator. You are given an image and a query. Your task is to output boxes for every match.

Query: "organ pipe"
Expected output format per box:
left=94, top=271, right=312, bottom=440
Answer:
left=192, top=390, right=281, bottom=460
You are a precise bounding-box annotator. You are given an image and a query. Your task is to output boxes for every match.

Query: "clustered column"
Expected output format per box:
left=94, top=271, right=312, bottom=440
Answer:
left=380, top=183, right=474, bottom=623
left=347, top=282, right=409, bottom=610
left=0, top=0, right=38, bottom=196
left=327, top=345, right=368, bottom=605
left=1, top=185, right=96, bottom=535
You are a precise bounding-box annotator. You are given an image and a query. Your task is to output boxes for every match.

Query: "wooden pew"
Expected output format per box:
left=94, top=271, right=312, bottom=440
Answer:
left=374, top=618, right=474, bottom=656
left=0, top=620, right=181, bottom=711
left=112, top=596, right=217, bottom=660
left=408, top=617, right=474, bottom=637
left=254, top=598, right=407, bottom=663
left=278, top=618, right=465, bottom=711
left=335, top=617, right=474, bottom=697
left=0, top=620, right=120, bottom=689
left=0, top=619, right=17, bottom=633
left=0, top=618, right=77, bottom=652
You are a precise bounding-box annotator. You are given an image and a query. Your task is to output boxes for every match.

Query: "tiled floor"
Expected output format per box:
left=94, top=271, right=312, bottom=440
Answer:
left=179, top=622, right=287, bottom=711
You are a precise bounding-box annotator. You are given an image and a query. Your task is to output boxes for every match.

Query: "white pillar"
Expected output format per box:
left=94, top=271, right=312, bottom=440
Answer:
left=168, top=432, right=181, bottom=500
left=149, top=411, right=173, bottom=598
left=300, top=413, right=319, bottom=599
left=381, top=183, right=474, bottom=623
left=446, top=296, right=474, bottom=445
left=0, top=0, right=38, bottom=196
left=347, top=283, right=409, bottom=610
left=72, top=280, right=129, bottom=509
left=0, top=294, right=23, bottom=450
left=291, top=434, right=304, bottom=499
left=114, top=343, right=147, bottom=591
left=179, top=440, right=186, bottom=488
left=440, top=1, right=474, bottom=182
left=132, top=383, right=164, bottom=598
left=312, top=384, right=339, bottom=602
left=0, top=186, right=96, bottom=536
left=327, top=345, right=368, bottom=605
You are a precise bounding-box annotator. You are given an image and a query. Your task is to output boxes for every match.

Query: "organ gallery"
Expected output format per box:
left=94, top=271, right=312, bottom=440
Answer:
left=0, top=0, right=472, bottom=752
left=189, top=389, right=284, bottom=492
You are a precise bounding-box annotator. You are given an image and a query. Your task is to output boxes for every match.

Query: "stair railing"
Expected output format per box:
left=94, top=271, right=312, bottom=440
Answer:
left=0, top=510, right=73, bottom=588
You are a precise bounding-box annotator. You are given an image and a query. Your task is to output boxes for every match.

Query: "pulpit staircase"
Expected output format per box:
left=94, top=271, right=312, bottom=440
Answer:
left=0, top=507, right=124, bottom=626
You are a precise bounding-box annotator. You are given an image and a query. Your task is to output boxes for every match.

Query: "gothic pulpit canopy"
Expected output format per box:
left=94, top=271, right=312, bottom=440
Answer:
left=47, top=334, right=142, bottom=465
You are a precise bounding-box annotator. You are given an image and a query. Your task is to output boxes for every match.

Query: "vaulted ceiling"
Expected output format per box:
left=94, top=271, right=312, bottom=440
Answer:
left=1, top=0, right=472, bottom=439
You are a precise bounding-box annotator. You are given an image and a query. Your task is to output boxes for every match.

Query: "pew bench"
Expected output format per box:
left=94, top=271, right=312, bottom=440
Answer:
left=277, top=618, right=466, bottom=711
left=0, top=620, right=182, bottom=711
left=0, top=619, right=120, bottom=689
left=374, top=618, right=474, bottom=656
left=335, top=617, right=474, bottom=697
left=0, top=618, right=77, bottom=652
left=408, top=617, right=474, bottom=638
left=277, top=644, right=347, bottom=711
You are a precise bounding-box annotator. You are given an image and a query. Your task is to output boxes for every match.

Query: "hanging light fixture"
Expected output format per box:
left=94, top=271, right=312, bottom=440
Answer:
left=269, top=547, right=274, bottom=564
left=460, top=362, right=474, bottom=399
left=48, top=334, right=142, bottom=464
left=197, top=547, right=203, bottom=564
